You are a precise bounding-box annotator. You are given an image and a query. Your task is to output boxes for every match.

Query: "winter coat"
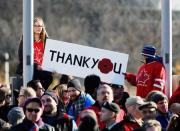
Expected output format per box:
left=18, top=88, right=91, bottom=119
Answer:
left=11, top=118, right=55, bottom=131
left=125, top=61, right=166, bottom=98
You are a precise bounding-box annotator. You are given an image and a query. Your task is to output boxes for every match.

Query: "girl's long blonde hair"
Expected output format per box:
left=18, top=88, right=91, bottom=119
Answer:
left=19, top=17, right=48, bottom=44
left=34, top=17, right=48, bottom=42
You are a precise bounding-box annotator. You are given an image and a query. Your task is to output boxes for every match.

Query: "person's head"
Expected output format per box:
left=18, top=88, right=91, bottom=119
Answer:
left=80, top=109, right=98, bottom=123
left=97, top=84, right=114, bottom=106
left=23, top=97, right=44, bottom=123
left=146, top=91, right=162, bottom=101
left=140, top=44, right=161, bottom=64
left=8, top=107, right=25, bottom=126
left=27, top=80, right=45, bottom=98
left=170, top=103, right=180, bottom=115
left=100, top=102, right=120, bottom=123
left=111, top=84, right=124, bottom=100
left=4, top=87, right=12, bottom=105
left=141, top=44, right=156, bottom=59
left=79, top=110, right=99, bottom=131
left=84, top=74, right=101, bottom=96
left=59, top=74, right=73, bottom=84
left=142, top=120, right=162, bottom=131
left=150, top=92, right=168, bottom=113
left=139, top=101, right=157, bottom=121
left=125, top=96, right=144, bottom=118
left=55, top=84, right=70, bottom=102
left=41, top=91, right=58, bottom=115
left=0, top=87, right=7, bottom=106
left=67, top=79, right=83, bottom=101
left=33, top=17, right=48, bottom=40
left=17, top=87, right=36, bottom=107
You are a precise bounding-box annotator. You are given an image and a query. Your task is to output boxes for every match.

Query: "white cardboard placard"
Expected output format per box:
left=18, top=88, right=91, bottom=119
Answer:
left=42, top=39, right=129, bottom=85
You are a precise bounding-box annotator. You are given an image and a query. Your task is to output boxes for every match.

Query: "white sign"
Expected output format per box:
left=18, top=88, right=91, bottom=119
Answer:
left=42, top=39, right=129, bottom=85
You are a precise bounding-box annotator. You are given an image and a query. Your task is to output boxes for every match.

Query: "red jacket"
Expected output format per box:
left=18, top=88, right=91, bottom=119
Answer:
left=82, top=101, right=125, bottom=130
left=169, top=85, right=180, bottom=106
left=118, top=115, right=141, bottom=131
left=126, top=61, right=166, bottom=98
left=34, top=40, right=44, bottom=66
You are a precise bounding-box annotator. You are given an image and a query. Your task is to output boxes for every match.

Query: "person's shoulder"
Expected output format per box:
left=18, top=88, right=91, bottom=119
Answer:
left=148, top=60, right=164, bottom=67
left=154, top=60, right=164, bottom=66
left=110, top=122, right=124, bottom=131
left=41, top=122, right=55, bottom=131
left=85, top=93, right=94, bottom=98
left=11, top=122, right=25, bottom=130
left=80, top=92, right=93, bottom=100
left=84, top=93, right=95, bottom=103
left=0, top=118, right=8, bottom=129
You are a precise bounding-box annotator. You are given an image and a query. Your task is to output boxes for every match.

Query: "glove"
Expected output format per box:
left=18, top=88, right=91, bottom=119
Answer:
left=123, top=72, right=137, bottom=86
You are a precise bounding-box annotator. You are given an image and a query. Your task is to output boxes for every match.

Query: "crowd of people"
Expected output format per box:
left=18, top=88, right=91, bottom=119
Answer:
left=0, top=74, right=180, bottom=131
left=0, top=16, right=179, bottom=131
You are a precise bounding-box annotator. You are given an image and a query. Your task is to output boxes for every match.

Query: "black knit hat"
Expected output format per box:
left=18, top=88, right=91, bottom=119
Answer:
left=150, top=92, right=168, bottom=104
left=23, top=97, right=44, bottom=112
left=141, top=44, right=156, bottom=58
left=42, top=91, right=59, bottom=104
left=67, top=79, right=82, bottom=92
left=102, top=102, right=120, bottom=114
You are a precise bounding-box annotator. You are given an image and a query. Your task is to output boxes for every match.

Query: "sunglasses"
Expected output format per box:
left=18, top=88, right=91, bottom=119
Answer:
left=26, top=108, right=40, bottom=113
left=6, top=94, right=12, bottom=97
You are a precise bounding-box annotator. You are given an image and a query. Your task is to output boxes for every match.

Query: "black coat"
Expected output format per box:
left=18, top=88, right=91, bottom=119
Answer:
left=102, top=123, right=123, bottom=131
left=16, top=38, right=53, bottom=90
left=42, top=114, right=74, bottom=131
left=11, top=118, right=55, bottom=131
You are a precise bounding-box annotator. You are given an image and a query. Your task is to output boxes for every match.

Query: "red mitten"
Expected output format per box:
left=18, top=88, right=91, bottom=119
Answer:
left=124, top=72, right=137, bottom=86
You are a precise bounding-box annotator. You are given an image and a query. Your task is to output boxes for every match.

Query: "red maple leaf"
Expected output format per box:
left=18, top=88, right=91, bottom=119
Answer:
left=98, top=58, right=113, bottom=74
left=137, top=69, right=150, bottom=85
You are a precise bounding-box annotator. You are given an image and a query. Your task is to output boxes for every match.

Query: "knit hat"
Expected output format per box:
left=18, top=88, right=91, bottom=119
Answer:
left=126, top=96, right=145, bottom=107
left=23, top=97, right=44, bottom=112
left=102, top=102, right=120, bottom=114
left=139, top=101, right=157, bottom=110
left=67, top=79, right=83, bottom=92
left=141, top=45, right=156, bottom=58
left=150, top=92, right=168, bottom=104
left=42, top=91, right=59, bottom=104
left=7, top=107, right=25, bottom=125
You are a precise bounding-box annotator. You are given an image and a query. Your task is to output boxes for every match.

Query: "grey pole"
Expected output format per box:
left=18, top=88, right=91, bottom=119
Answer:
left=23, top=0, right=34, bottom=86
left=4, top=52, right=9, bottom=84
left=161, top=0, right=172, bottom=97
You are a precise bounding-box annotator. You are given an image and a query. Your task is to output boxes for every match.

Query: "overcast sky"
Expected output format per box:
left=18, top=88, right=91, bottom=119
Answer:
left=156, top=0, right=180, bottom=10
left=172, top=0, right=180, bottom=10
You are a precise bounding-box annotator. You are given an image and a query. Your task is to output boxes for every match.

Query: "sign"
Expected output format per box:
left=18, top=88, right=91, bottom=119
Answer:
left=42, top=39, right=129, bottom=85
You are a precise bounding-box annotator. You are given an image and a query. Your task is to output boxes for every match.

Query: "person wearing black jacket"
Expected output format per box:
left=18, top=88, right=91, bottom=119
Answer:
left=11, top=97, right=54, bottom=131
left=16, top=17, right=53, bottom=90
left=41, top=91, right=77, bottom=131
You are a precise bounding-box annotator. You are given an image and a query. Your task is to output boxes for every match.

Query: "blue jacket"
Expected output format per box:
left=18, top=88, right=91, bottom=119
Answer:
left=156, top=111, right=173, bottom=130
left=68, top=92, right=95, bottom=121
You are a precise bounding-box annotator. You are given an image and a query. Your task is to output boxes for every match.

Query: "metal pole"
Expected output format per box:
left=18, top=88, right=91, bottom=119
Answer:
left=23, top=0, right=34, bottom=86
left=161, top=0, right=172, bottom=97
left=4, top=52, right=9, bottom=84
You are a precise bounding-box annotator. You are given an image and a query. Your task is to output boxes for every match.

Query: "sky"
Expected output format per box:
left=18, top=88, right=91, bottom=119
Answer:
left=155, top=0, right=180, bottom=11
left=172, top=0, right=180, bottom=10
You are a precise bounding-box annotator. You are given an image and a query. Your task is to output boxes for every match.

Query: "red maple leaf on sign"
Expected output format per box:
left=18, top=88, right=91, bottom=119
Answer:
left=137, top=69, right=150, bottom=85
left=98, top=58, right=113, bottom=74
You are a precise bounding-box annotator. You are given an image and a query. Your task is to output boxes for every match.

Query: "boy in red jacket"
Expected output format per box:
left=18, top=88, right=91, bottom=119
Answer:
left=124, top=45, right=166, bottom=98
